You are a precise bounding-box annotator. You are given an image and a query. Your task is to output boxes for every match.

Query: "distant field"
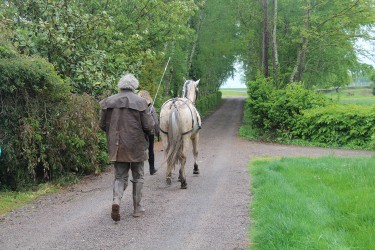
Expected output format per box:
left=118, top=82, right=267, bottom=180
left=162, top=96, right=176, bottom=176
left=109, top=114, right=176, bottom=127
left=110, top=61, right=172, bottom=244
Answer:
left=324, top=87, right=375, bottom=105
left=220, top=87, right=375, bottom=103
left=220, top=88, right=247, bottom=98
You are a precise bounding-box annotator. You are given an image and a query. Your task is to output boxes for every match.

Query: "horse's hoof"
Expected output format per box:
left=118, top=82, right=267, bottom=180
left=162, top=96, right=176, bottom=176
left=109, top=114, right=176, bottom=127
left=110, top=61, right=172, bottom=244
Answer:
left=181, top=182, right=187, bottom=189
left=193, top=169, right=199, bottom=174
left=166, top=178, right=171, bottom=185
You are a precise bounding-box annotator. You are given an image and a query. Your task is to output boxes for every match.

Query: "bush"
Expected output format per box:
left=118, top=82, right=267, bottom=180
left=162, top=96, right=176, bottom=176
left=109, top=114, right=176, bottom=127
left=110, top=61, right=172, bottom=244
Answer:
left=293, top=104, right=375, bottom=150
left=245, top=76, right=329, bottom=138
left=0, top=44, right=107, bottom=190
left=196, top=91, right=222, bottom=116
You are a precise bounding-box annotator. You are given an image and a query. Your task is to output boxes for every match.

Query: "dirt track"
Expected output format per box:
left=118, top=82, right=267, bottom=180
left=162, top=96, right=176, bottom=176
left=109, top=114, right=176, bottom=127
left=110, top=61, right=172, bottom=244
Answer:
left=0, top=98, right=373, bottom=249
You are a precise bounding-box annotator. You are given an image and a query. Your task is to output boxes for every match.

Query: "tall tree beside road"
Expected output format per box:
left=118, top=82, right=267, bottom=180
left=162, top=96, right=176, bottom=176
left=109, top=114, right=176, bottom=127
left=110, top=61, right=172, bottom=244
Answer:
left=233, top=0, right=375, bottom=88
left=1, top=0, right=199, bottom=96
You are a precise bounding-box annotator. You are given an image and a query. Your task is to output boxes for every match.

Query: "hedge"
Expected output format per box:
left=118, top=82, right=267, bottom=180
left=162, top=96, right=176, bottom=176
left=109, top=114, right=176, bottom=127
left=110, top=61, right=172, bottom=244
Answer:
left=245, top=77, right=329, bottom=138
left=0, top=43, right=107, bottom=190
left=293, top=104, right=375, bottom=150
left=196, top=91, right=222, bottom=116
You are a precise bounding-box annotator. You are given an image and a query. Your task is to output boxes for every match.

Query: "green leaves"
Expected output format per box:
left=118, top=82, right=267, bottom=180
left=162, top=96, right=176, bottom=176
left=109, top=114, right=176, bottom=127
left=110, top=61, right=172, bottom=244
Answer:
left=233, top=0, right=375, bottom=88
left=294, top=104, right=375, bottom=149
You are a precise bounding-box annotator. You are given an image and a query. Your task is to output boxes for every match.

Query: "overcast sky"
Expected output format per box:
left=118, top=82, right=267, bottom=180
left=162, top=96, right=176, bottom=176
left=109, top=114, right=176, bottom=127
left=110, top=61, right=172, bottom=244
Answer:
left=221, top=61, right=246, bottom=88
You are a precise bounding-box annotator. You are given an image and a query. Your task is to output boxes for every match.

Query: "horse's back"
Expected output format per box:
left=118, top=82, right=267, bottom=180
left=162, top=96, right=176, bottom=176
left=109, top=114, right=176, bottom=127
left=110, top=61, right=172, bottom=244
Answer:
left=160, top=98, right=198, bottom=132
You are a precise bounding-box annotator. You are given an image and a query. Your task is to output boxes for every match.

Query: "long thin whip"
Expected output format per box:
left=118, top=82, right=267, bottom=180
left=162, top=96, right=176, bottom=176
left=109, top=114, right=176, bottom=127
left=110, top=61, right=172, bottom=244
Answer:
left=152, top=57, right=171, bottom=108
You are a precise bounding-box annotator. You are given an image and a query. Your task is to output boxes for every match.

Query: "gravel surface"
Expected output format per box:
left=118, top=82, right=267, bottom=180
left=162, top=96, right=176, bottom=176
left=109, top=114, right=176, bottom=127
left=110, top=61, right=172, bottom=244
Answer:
left=0, top=98, right=373, bottom=250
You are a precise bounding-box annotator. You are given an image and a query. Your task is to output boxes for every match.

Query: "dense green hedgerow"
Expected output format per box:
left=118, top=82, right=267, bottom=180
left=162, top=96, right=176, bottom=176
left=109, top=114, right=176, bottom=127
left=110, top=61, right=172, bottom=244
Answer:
left=245, top=76, right=329, bottom=138
left=293, top=104, right=375, bottom=150
left=196, top=91, right=222, bottom=116
left=243, top=75, right=375, bottom=150
left=0, top=43, right=107, bottom=190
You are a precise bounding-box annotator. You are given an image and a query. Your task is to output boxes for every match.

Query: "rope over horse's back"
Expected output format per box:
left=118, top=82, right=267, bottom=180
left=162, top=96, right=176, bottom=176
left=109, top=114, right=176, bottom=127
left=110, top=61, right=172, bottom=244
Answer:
left=159, top=98, right=196, bottom=135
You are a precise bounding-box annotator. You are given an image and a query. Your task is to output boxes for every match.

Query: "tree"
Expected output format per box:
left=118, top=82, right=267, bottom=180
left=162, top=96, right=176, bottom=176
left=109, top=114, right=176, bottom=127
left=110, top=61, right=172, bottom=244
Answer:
left=189, top=0, right=241, bottom=94
left=233, top=0, right=375, bottom=88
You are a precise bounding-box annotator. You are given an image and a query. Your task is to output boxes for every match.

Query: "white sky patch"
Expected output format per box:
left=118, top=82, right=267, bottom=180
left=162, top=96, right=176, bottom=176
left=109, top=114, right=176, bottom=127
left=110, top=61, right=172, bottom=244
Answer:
left=221, top=61, right=246, bottom=88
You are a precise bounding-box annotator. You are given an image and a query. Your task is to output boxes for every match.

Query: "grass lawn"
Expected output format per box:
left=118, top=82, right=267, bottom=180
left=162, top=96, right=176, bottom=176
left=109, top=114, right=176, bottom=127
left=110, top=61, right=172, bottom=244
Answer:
left=220, top=88, right=247, bottom=98
left=249, top=156, right=375, bottom=249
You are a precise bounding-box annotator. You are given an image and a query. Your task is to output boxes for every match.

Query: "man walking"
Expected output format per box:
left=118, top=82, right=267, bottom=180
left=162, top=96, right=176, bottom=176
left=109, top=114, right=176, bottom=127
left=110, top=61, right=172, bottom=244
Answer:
left=99, top=73, right=154, bottom=222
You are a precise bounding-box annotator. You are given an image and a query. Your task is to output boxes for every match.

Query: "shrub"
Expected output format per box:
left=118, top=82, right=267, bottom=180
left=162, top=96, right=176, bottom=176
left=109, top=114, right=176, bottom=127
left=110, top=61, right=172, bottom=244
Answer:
left=293, top=104, right=375, bottom=150
left=196, top=91, right=222, bottom=116
left=245, top=76, right=329, bottom=138
left=0, top=44, right=107, bottom=190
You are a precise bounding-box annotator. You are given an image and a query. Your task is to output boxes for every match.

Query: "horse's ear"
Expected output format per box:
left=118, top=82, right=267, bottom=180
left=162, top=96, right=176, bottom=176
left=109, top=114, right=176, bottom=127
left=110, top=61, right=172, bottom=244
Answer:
left=195, top=79, right=200, bottom=86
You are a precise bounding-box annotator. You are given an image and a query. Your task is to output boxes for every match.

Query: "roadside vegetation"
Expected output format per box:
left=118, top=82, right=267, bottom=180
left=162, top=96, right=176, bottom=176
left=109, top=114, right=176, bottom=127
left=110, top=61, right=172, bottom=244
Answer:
left=249, top=156, right=375, bottom=249
left=240, top=77, right=375, bottom=150
left=0, top=0, right=229, bottom=193
left=0, top=184, right=60, bottom=217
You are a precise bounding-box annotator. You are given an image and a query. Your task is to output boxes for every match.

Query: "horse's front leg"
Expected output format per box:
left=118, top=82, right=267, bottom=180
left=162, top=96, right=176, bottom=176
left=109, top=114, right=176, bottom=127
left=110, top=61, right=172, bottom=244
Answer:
left=179, top=156, right=187, bottom=189
left=192, top=133, right=199, bottom=174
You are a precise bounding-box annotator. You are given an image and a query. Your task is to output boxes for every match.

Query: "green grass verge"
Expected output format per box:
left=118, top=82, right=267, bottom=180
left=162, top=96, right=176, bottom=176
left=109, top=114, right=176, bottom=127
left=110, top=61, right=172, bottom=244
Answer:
left=249, top=156, right=375, bottom=249
left=0, top=183, right=60, bottom=217
left=220, top=88, right=247, bottom=98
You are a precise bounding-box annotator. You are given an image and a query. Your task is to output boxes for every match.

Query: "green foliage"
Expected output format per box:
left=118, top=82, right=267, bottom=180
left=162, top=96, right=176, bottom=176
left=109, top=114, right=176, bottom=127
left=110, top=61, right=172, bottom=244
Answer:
left=0, top=43, right=18, bottom=59
left=196, top=91, right=222, bottom=116
left=250, top=156, right=375, bottom=249
left=243, top=77, right=375, bottom=149
left=2, top=0, right=200, bottom=97
left=0, top=57, right=69, bottom=99
left=233, top=0, right=375, bottom=88
left=293, top=104, right=375, bottom=150
left=190, top=0, right=241, bottom=92
left=0, top=44, right=107, bottom=190
left=245, top=76, right=328, bottom=138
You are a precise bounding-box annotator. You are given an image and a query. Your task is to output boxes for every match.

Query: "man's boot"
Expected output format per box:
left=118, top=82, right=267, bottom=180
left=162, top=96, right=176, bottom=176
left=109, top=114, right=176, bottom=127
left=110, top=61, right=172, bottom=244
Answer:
left=132, top=182, right=145, bottom=217
left=111, top=179, right=126, bottom=221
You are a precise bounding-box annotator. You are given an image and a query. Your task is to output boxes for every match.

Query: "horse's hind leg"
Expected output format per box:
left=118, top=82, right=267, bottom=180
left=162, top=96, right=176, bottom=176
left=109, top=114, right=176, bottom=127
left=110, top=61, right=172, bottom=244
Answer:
left=179, top=156, right=187, bottom=189
left=166, top=164, right=172, bottom=185
left=192, top=134, right=199, bottom=174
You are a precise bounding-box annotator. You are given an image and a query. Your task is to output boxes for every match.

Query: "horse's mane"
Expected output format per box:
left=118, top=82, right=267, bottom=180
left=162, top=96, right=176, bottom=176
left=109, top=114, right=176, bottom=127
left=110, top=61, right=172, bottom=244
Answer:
left=182, top=80, right=194, bottom=98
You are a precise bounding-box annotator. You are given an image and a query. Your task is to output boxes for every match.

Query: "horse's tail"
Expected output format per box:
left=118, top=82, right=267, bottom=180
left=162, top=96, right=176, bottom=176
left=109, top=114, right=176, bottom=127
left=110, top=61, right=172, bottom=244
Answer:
left=166, top=107, right=183, bottom=170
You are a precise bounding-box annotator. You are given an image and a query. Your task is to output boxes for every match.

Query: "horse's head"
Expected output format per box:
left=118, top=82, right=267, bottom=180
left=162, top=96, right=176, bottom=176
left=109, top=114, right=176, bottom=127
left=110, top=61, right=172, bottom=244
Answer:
left=182, top=79, right=200, bottom=104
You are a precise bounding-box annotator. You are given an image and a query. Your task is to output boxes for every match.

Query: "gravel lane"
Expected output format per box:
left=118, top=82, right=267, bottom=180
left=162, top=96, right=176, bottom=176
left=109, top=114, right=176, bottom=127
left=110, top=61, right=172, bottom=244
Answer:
left=0, top=98, right=373, bottom=250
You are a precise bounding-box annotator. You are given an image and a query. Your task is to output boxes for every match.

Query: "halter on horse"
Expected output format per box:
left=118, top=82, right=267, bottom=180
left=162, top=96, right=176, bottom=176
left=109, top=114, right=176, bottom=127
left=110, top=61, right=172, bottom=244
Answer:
left=159, top=80, right=201, bottom=189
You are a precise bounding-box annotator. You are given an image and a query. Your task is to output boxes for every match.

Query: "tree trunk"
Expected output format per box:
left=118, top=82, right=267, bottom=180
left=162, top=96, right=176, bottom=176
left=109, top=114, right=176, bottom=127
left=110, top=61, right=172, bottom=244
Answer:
left=263, top=0, right=269, bottom=78
left=188, top=3, right=206, bottom=76
left=272, top=0, right=279, bottom=86
left=290, top=0, right=310, bottom=83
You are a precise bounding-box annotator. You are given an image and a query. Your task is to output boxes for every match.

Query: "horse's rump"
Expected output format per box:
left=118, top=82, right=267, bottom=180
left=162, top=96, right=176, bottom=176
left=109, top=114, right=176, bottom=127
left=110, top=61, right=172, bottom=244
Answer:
left=159, top=79, right=201, bottom=188
left=160, top=98, right=197, bottom=169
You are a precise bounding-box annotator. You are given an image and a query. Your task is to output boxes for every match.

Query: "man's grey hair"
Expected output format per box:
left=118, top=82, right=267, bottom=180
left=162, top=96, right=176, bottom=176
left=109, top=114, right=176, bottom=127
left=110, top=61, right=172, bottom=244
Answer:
left=118, top=73, right=139, bottom=91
